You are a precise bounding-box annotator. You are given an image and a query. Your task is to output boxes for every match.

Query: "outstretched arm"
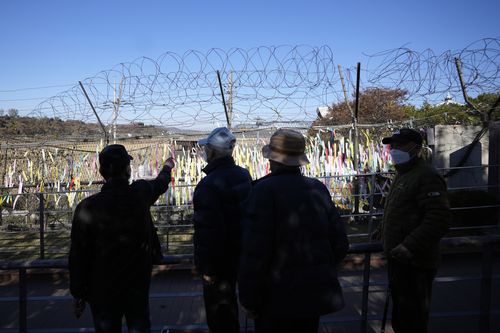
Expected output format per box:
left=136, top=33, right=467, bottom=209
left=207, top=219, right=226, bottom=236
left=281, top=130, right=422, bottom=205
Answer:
left=68, top=203, right=91, bottom=301
left=144, top=157, right=175, bottom=204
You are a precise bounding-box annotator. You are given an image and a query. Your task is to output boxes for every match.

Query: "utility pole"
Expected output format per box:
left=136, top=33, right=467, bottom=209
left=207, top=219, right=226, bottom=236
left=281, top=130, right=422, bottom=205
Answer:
left=338, top=65, right=356, bottom=123
left=338, top=64, right=361, bottom=214
left=228, top=71, right=233, bottom=129
left=111, top=77, right=124, bottom=143
left=112, top=82, right=117, bottom=143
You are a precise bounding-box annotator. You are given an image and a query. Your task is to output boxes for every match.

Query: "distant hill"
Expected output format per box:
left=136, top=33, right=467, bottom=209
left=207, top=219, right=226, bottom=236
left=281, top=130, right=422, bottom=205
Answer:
left=0, top=116, right=183, bottom=140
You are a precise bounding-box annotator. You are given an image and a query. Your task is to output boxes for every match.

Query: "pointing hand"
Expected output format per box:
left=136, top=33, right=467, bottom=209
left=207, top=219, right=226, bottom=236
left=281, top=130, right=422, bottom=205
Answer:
left=165, top=157, right=175, bottom=170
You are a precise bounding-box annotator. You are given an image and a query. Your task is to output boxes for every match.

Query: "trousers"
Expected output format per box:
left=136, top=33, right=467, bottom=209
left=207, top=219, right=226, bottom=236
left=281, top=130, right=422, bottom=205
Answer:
left=89, top=290, right=150, bottom=333
left=388, top=259, right=436, bottom=333
left=203, top=278, right=240, bottom=333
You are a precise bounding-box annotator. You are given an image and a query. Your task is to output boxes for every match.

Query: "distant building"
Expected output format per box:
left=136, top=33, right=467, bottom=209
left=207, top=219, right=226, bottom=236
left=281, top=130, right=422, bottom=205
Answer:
left=233, top=119, right=313, bottom=138
left=316, top=106, right=330, bottom=119
left=436, top=92, right=464, bottom=106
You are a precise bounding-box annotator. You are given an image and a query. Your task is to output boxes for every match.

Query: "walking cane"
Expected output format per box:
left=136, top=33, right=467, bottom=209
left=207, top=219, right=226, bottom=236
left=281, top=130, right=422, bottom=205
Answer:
left=380, top=285, right=391, bottom=333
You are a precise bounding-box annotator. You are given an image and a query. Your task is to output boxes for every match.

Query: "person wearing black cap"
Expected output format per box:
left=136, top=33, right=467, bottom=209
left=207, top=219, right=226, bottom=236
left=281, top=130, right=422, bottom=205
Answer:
left=193, top=127, right=252, bottom=333
left=238, top=129, right=348, bottom=333
left=69, top=144, right=175, bottom=333
left=373, top=128, right=451, bottom=333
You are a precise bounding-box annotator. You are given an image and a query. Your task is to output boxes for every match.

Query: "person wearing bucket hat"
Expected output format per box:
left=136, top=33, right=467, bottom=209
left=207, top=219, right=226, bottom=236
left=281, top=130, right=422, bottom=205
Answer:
left=238, top=129, right=348, bottom=333
left=373, top=128, right=450, bottom=333
left=69, top=144, right=175, bottom=332
left=193, top=127, right=252, bottom=333
left=261, top=128, right=310, bottom=166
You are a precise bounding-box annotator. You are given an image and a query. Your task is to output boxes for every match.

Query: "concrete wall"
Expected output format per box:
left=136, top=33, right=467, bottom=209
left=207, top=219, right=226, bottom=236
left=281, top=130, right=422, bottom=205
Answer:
left=433, top=125, right=489, bottom=190
left=488, top=122, right=500, bottom=198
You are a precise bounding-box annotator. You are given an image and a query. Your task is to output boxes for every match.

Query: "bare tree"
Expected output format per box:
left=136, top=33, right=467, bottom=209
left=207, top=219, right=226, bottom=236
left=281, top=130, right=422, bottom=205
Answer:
left=7, top=108, right=19, bottom=117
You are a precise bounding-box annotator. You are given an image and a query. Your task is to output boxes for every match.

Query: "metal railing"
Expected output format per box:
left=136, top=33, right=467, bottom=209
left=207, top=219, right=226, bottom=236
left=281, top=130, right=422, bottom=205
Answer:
left=1, top=165, right=499, bottom=259
left=1, top=235, right=499, bottom=333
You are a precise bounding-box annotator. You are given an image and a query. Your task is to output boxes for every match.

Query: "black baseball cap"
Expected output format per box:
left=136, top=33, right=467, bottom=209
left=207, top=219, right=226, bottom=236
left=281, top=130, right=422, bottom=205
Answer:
left=98, top=144, right=133, bottom=167
left=382, top=128, right=423, bottom=145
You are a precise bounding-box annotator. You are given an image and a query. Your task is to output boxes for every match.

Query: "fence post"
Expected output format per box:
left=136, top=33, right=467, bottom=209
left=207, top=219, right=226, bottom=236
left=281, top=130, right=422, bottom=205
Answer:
left=38, top=193, right=45, bottom=259
left=360, top=252, right=371, bottom=333
left=367, top=174, right=377, bottom=237
left=166, top=225, right=170, bottom=254
left=479, top=245, right=493, bottom=333
left=360, top=174, right=376, bottom=333
left=19, top=268, right=27, bottom=333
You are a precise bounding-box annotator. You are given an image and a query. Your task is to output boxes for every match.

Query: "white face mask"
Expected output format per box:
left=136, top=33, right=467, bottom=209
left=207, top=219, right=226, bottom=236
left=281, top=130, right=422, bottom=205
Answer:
left=390, top=149, right=411, bottom=165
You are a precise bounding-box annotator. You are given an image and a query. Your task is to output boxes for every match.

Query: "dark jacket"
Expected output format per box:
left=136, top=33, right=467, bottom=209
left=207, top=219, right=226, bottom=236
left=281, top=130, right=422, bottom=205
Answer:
left=381, top=158, right=450, bottom=268
left=193, top=156, right=252, bottom=280
left=238, top=166, right=349, bottom=317
left=68, top=166, right=171, bottom=303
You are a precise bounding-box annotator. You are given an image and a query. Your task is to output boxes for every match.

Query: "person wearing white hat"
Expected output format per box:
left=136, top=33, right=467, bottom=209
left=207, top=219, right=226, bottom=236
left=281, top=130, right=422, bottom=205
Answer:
left=193, top=127, right=252, bottom=333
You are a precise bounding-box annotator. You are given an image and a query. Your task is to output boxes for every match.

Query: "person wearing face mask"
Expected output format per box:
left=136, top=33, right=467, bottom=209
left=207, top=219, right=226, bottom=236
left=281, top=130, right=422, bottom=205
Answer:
left=193, top=127, right=252, bottom=333
left=372, top=128, right=451, bottom=333
left=69, top=144, right=175, bottom=333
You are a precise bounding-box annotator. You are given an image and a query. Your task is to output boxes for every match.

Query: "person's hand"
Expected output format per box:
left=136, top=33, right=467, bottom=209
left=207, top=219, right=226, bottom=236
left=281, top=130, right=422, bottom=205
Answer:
left=241, top=304, right=258, bottom=319
left=202, top=275, right=217, bottom=285
left=164, top=157, right=175, bottom=170
left=390, top=244, right=413, bottom=260
left=73, top=298, right=86, bottom=319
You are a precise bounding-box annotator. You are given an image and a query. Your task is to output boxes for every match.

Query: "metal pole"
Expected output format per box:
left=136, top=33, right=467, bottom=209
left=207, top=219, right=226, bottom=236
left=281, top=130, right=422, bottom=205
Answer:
left=360, top=252, right=371, bottom=333
left=111, top=76, right=124, bottom=144
left=167, top=224, right=170, bottom=253
left=479, top=246, right=493, bottom=333
left=112, top=81, right=117, bottom=143
left=367, top=174, right=376, bottom=238
left=354, top=62, right=361, bottom=124
left=216, top=70, right=231, bottom=129
left=228, top=71, right=233, bottom=128
left=360, top=162, right=375, bottom=333
left=19, top=268, right=27, bottom=333
left=166, top=214, right=170, bottom=253
left=353, top=63, right=361, bottom=214
left=79, top=81, right=109, bottom=145
left=38, top=193, right=45, bottom=259
left=338, top=64, right=355, bottom=122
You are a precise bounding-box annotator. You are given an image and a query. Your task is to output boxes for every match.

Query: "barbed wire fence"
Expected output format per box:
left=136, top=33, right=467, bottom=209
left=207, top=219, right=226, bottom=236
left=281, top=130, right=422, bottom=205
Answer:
left=26, top=38, right=499, bottom=139
left=0, top=38, right=499, bottom=237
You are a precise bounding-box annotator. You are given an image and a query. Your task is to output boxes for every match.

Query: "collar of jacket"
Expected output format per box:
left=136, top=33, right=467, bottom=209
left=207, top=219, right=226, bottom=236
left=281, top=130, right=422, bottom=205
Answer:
left=101, top=178, right=129, bottom=191
left=271, top=165, right=302, bottom=176
left=202, top=155, right=235, bottom=174
left=394, top=157, right=424, bottom=175
left=253, top=165, right=301, bottom=185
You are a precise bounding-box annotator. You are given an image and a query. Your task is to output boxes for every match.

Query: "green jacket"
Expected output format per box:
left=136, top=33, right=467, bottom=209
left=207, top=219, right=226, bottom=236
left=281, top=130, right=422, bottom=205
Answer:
left=381, top=158, right=451, bottom=268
